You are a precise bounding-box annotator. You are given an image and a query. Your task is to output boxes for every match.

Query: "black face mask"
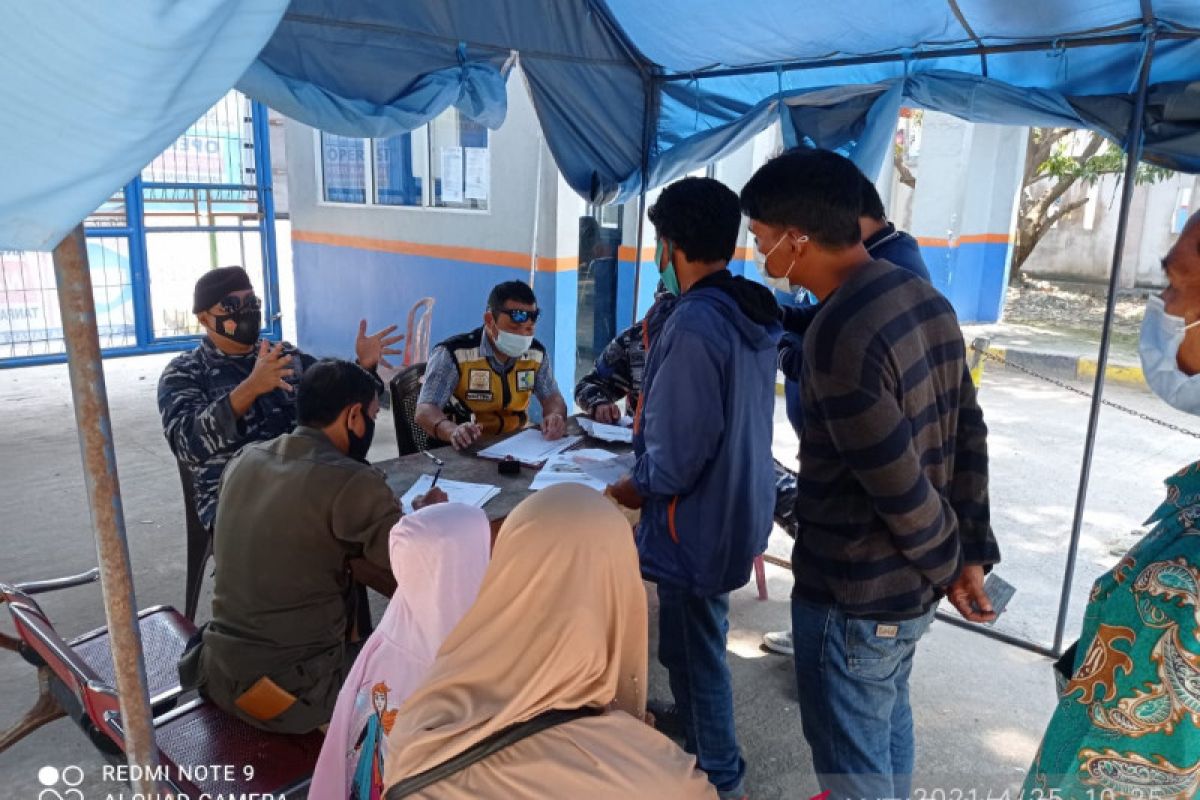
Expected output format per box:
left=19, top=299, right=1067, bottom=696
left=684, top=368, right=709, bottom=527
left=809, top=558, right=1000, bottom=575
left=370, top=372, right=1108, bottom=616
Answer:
left=211, top=308, right=262, bottom=346
left=347, top=410, right=375, bottom=464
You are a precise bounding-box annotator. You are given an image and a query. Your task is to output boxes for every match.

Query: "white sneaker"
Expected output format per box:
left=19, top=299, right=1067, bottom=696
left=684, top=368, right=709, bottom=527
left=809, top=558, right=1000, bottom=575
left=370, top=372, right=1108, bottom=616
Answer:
left=762, top=629, right=793, bottom=656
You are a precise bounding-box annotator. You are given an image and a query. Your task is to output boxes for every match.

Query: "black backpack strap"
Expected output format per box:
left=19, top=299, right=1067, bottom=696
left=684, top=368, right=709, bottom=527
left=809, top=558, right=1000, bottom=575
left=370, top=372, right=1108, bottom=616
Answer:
left=385, top=707, right=601, bottom=799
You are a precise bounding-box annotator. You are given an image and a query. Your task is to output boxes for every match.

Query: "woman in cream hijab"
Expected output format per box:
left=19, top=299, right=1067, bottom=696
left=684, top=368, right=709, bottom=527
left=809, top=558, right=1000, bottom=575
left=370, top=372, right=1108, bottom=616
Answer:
left=383, top=483, right=716, bottom=799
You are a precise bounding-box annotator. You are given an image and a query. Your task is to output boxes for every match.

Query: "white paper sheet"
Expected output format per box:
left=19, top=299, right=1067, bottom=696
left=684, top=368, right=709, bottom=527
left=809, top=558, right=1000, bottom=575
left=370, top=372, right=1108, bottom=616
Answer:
left=578, top=451, right=636, bottom=486
left=439, top=147, right=463, bottom=203
left=464, top=147, right=489, bottom=201
left=529, top=449, right=618, bottom=492
left=476, top=429, right=582, bottom=466
left=400, top=474, right=499, bottom=514
left=578, top=417, right=633, bottom=443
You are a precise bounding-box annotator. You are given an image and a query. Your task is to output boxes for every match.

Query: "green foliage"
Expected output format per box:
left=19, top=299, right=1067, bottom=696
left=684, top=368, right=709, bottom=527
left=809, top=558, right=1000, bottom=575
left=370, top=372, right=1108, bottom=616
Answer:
left=1034, top=132, right=1172, bottom=187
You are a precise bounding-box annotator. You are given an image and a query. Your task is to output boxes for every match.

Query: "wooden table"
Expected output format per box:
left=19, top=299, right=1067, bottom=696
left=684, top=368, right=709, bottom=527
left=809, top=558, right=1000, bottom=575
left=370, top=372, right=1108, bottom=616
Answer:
left=349, top=418, right=632, bottom=596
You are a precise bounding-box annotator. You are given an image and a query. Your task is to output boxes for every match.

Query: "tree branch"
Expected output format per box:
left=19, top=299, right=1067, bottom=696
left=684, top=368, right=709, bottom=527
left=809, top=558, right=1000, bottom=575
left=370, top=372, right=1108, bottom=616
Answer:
left=1027, top=128, right=1073, bottom=178
left=893, top=148, right=916, bottom=188
left=1069, top=134, right=1106, bottom=170
left=1037, top=196, right=1089, bottom=234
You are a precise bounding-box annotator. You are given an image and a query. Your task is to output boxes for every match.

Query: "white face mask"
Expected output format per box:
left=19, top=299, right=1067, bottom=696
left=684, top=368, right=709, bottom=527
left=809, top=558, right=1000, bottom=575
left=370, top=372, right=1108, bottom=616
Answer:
left=1139, top=294, right=1200, bottom=413
left=754, top=232, right=807, bottom=292
left=493, top=329, right=533, bottom=358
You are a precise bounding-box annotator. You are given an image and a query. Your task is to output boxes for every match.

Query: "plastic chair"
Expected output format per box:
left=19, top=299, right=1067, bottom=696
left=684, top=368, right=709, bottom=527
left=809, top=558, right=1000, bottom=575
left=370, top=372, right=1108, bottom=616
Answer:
left=403, top=297, right=435, bottom=367
left=178, top=461, right=212, bottom=622
left=389, top=363, right=447, bottom=457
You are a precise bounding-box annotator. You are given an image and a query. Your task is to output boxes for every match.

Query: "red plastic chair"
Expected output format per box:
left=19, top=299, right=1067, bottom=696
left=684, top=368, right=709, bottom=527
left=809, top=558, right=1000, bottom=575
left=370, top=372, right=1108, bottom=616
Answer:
left=754, top=555, right=768, bottom=601
left=1, top=570, right=321, bottom=795
left=403, top=297, right=436, bottom=367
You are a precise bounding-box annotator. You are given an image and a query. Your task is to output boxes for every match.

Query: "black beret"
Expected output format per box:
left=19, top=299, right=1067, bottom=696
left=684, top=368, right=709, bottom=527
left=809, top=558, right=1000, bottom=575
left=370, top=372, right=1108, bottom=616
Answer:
left=193, top=266, right=253, bottom=313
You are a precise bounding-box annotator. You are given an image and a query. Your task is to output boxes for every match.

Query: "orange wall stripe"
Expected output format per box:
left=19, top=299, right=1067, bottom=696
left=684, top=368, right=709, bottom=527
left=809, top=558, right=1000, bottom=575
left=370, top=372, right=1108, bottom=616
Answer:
left=915, top=233, right=1011, bottom=248
left=617, top=245, right=757, bottom=262
left=293, top=230, right=579, bottom=273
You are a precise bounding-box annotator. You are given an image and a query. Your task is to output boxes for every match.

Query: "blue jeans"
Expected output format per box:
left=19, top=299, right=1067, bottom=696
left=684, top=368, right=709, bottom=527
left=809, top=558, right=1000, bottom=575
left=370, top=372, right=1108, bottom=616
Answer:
left=657, top=585, right=746, bottom=796
left=791, top=597, right=936, bottom=800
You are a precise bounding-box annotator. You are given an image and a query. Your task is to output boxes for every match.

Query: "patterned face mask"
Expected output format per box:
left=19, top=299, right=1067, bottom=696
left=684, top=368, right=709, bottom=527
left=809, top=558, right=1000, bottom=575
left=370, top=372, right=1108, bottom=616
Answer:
left=1140, top=294, right=1200, bottom=413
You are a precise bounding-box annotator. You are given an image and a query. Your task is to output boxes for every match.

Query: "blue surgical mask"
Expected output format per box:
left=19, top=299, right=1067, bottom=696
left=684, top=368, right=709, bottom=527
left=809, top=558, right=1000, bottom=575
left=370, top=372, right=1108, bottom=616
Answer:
left=1139, top=294, right=1200, bottom=413
left=494, top=329, right=533, bottom=358
left=656, top=239, right=680, bottom=296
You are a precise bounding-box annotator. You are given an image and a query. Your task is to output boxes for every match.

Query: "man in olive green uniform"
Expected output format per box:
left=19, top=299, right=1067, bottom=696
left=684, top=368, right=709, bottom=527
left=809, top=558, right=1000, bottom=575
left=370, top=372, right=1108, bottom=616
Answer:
left=180, top=359, right=444, bottom=734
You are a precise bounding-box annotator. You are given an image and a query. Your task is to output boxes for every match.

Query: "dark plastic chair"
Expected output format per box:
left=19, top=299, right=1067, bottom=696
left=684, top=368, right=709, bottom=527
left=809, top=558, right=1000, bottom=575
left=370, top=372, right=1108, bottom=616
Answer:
left=178, top=461, right=212, bottom=622
left=389, top=363, right=448, bottom=457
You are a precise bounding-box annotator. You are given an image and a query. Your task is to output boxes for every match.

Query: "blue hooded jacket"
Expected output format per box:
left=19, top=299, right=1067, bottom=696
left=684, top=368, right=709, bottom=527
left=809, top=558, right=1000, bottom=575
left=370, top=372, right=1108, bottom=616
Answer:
left=632, top=270, right=782, bottom=596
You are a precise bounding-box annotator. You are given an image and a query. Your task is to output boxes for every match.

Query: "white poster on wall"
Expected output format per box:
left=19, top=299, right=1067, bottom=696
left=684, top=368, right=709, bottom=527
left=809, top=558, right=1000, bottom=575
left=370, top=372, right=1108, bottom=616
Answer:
left=440, top=147, right=464, bottom=203
left=465, top=147, right=490, bottom=201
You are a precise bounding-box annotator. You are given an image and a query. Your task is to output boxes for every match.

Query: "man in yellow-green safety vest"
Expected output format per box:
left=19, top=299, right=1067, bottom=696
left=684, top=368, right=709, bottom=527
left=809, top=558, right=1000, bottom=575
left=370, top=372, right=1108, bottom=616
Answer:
left=416, top=280, right=568, bottom=449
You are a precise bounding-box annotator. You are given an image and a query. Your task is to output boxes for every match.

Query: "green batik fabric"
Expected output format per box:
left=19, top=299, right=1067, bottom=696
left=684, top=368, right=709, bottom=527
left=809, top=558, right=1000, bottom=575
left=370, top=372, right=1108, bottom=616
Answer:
left=1024, top=459, right=1200, bottom=799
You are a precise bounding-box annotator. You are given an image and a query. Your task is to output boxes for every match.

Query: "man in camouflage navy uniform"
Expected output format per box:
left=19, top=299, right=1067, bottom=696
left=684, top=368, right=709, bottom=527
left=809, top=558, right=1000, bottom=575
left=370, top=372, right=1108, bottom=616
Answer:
left=574, top=284, right=676, bottom=422
left=158, top=266, right=403, bottom=530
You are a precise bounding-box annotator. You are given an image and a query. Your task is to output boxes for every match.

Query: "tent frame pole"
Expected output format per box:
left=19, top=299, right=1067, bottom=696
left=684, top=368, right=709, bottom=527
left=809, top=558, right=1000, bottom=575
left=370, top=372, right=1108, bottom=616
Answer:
left=1053, top=30, right=1158, bottom=654
left=52, top=225, right=160, bottom=792
left=657, top=29, right=1193, bottom=83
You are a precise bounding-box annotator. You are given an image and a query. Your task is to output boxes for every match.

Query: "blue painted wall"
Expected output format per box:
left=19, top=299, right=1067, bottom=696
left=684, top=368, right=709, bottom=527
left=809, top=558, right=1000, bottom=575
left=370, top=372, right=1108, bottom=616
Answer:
left=919, top=241, right=1011, bottom=323
left=293, top=240, right=579, bottom=404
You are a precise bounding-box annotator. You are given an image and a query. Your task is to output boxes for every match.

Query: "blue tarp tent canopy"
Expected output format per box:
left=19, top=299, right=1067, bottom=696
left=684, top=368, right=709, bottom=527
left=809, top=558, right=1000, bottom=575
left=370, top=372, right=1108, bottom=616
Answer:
left=2, top=1, right=1200, bottom=250
left=4, top=4, right=1200, bottom=782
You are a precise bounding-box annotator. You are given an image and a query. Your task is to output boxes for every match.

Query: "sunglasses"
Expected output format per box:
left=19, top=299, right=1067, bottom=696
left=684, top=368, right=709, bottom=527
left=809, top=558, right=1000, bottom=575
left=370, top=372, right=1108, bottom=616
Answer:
left=494, top=307, right=540, bottom=324
left=217, top=294, right=262, bottom=314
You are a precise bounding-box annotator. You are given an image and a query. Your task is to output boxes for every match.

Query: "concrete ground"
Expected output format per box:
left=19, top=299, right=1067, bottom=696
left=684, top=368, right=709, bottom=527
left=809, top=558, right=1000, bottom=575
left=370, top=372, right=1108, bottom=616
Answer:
left=2, top=350, right=1197, bottom=797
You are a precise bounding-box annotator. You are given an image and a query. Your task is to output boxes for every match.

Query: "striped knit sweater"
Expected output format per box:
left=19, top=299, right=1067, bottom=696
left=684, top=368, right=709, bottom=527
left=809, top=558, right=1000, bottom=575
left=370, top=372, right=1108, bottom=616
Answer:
left=793, top=259, right=1000, bottom=618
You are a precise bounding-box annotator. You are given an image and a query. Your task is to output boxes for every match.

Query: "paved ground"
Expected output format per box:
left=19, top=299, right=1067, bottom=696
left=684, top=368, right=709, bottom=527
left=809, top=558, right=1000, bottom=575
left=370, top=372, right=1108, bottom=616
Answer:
left=2, top=351, right=1197, bottom=797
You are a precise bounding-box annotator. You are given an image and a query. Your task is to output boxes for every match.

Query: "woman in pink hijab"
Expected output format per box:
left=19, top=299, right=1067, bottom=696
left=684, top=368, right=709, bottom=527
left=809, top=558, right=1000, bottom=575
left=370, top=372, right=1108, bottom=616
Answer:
left=311, top=502, right=491, bottom=800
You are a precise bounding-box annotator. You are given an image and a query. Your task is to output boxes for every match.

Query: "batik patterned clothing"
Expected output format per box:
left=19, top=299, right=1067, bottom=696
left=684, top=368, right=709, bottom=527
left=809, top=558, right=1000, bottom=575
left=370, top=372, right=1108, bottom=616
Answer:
left=1025, top=460, right=1200, bottom=799
left=157, top=337, right=314, bottom=529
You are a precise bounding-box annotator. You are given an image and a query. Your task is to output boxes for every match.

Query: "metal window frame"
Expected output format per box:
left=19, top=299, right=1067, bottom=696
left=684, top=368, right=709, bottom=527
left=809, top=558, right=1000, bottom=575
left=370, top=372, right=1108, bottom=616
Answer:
left=0, top=97, right=280, bottom=368
left=313, top=111, right=493, bottom=214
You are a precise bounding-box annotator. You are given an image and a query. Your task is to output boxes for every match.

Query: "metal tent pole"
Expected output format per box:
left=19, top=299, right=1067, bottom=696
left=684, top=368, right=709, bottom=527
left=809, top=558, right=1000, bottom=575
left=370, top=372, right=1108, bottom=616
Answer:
left=1052, top=30, right=1157, bottom=655
left=52, top=225, right=160, bottom=792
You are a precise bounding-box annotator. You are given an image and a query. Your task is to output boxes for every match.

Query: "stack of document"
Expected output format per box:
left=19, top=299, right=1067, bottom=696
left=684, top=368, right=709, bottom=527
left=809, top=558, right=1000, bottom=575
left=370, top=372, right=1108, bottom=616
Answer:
left=578, top=417, right=634, bottom=444
left=476, top=429, right=582, bottom=466
left=529, top=449, right=622, bottom=492
left=400, top=474, right=500, bottom=513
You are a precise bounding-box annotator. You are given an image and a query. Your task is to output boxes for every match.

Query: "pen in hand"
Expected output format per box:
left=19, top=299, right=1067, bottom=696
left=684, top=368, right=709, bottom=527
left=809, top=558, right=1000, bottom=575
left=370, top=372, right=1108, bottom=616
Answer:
left=430, top=466, right=443, bottom=489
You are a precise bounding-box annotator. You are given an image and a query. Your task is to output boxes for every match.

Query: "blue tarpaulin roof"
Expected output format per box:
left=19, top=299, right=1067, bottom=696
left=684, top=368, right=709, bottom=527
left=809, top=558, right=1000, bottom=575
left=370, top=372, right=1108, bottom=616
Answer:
left=2, top=1, right=1200, bottom=249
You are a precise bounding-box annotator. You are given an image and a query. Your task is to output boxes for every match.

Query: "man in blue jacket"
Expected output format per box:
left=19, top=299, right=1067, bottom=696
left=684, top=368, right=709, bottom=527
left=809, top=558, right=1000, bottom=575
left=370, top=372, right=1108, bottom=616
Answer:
left=609, top=177, right=781, bottom=800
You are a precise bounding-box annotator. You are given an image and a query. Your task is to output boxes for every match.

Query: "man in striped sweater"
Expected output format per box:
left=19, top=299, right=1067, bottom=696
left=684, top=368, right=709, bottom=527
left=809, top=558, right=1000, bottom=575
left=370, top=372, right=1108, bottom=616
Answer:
left=740, top=149, right=1001, bottom=800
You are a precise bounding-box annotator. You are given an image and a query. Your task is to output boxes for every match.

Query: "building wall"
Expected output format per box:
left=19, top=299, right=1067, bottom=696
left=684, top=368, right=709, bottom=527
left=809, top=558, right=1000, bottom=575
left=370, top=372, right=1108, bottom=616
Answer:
left=1020, top=172, right=1198, bottom=289
left=907, top=113, right=1026, bottom=323
left=285, top=74, right=582, bottom=406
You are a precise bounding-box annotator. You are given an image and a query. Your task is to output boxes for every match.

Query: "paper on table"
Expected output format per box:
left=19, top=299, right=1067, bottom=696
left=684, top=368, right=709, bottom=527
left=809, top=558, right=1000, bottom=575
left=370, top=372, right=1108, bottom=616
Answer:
left=529, top=449, right=618, bottom=492
left=400, top=474, right=499, bottom=514
left=578, top=452, right=636, bottom=486
left=476, top=429, right=582, bottom=466
left=579, top=417, right=633, bottom=443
